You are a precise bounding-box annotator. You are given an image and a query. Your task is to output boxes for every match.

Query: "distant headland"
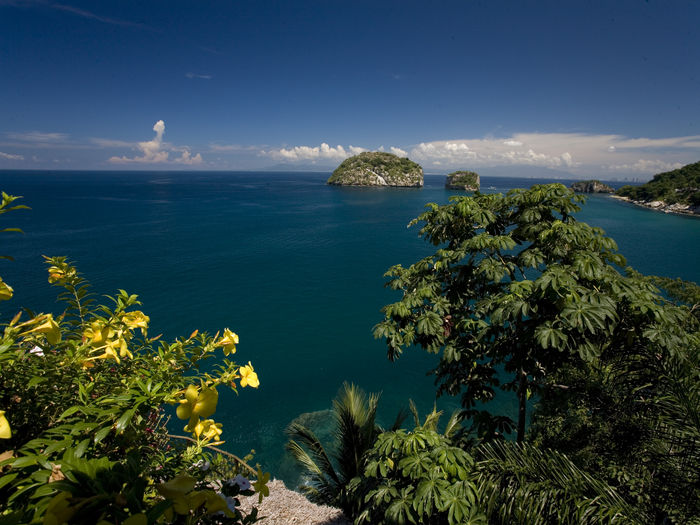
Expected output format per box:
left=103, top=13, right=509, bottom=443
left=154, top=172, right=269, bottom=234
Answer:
left=613, top=161, right=700, bottom=216
left=327, top=152, right=423, bottom=187
left=445, top=170, right=480, bottom=191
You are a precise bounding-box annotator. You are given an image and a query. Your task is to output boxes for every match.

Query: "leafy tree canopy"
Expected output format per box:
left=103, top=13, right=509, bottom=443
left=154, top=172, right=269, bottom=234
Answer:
left=374, top=184, right=694, bottom=441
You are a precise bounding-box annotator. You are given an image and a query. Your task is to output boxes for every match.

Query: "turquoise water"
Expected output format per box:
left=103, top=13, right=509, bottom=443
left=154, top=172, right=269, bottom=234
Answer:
left=0, top=170, right=698, bottom=485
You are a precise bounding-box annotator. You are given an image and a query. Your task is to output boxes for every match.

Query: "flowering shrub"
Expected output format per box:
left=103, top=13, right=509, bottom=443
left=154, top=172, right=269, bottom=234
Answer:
left=0, top=193, right=268, bottom=524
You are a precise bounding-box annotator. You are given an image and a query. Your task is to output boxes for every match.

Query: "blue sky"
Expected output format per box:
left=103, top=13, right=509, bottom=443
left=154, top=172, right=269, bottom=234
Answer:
left=1, top=0, right=699, bottom=177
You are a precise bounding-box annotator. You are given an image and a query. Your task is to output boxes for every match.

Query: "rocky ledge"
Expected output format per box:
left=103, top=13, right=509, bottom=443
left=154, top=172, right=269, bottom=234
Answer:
left=611, top=195, right=700, bottom=216
left=238, top=479, right=351, bottom=525
left=570, top=180, right=614, bottom=193
left=446, top=170, right=480, bottom=191
left=327, top=152, right=423, bottom=187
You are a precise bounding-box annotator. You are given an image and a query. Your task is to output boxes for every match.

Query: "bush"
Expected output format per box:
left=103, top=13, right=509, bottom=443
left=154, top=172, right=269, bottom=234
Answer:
left=351, top=410, right=485, bottom=525
left=0, top=194, right=269, bottom=524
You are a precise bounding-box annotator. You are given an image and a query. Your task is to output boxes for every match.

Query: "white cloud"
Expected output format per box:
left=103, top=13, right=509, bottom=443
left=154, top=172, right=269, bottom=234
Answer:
left=263, top=143, right=367, bottom=162
left=409, top=133, right=700, bottom=174
left=390, top=146, right=408, bottom=157
left=108, top=120, right=203, bottom=165
left=175, top=150, right=203, bottom=165
left=0, top=151, right=24, bottom=160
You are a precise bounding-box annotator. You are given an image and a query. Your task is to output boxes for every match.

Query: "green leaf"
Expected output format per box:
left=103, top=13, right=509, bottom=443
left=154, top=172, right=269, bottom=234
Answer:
left=0, top=473, right=18, bottom=490
left=93, top=426, right=111, bottom=444
left=115, top=408, right=137, bottom=433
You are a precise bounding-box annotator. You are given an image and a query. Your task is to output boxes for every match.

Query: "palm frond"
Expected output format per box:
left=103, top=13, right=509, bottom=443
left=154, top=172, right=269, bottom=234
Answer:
left=475, top=441, right=647, bottom=524
left=333, top=382, right=380, bottom=483
left=285, top=422, right=340, bottom=485
left=442, top=409, right=463, bottom=439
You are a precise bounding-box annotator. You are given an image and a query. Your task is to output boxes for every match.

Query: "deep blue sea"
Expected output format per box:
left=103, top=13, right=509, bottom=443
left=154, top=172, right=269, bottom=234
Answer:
left=1, top=170, right=698, bottom=485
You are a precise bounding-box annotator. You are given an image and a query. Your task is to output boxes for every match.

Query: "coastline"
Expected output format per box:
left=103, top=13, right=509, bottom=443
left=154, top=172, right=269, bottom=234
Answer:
left=609, top=194, right=700, bottom=217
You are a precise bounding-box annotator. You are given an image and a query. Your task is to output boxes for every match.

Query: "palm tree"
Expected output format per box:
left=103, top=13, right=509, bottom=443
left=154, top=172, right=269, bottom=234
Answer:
left=286, top=382, right=404, bottom=516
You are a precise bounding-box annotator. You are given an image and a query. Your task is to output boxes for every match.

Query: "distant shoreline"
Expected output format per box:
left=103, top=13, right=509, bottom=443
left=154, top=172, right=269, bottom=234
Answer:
left=610, top=194, right=700, bottom=217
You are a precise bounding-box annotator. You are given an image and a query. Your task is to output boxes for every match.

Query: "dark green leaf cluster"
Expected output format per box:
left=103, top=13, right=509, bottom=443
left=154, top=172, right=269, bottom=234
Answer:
left=617, top=161, right=700, bottom=205
left=354, top=425, right=484, bottom=525
left=474, top=441, right=642, bottom=524
left=529, top=292, right=700, bottom=522
left=374, top=184, right=690, bottom=441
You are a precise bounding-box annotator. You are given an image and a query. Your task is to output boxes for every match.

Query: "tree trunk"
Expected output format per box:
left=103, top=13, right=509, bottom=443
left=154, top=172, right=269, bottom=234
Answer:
left=517, top=369, right=527, bottom=442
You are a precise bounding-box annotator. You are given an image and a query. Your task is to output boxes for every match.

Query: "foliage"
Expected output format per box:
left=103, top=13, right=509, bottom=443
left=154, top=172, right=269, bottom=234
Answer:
left=374, top=184, right=692, bottom=442
left=353, top=407, right=485, bottom=525
left=616, top=161, right=700, bottom=205
left=285, top=382, right=402, bottom=517
left=631, top=270, right=700, bottom=320
left=350, top=404, right=638, bottom=525
left=0, top=195, right=268, bottom=524
left=529, top=272, right=700, bottom=523
left=474, top=441, right=643, bottom=524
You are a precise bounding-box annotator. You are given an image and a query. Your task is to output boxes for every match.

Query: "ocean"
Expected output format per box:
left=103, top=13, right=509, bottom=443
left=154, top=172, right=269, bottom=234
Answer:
left=0, top=170, right=698, bottom=485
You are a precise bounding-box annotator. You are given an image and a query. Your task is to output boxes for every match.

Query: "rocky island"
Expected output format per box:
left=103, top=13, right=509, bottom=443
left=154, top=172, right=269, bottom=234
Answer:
left=327, top=152, right=423, bottom=187
left=614, top=161, right=700, bottom=216
left=445, top=170, right=480, bottom=191
left=570, top=180, right=614, bottom=193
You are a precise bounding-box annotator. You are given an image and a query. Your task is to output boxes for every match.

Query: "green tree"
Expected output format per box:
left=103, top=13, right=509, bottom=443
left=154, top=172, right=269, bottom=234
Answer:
left=373, top=184, right=693, bottom=442
left=286, top=382, right=403, bottom=516
left=529, top=271, right=700, bottom=522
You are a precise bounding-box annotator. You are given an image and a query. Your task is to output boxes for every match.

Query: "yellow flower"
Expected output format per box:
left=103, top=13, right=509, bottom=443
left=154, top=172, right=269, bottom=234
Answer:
left=122, top=310, right=150, bottom=335
left=216, top=328, right=239, bottom=356
left=83, top=320, right=111, bottom=347
left=193, top=418, right=223, bottom=444
left=47, top=265, right=75, bottom=284
left=156, top=474, right=196, bottom=500
left=106, top=334, right=132, bottom=360
left=239, top=362, right=259, bottom=388
left=0, top=278, right=13, bottom=301
left=0, top=410, right=11, bottom=439
left=24, top=314, right=61, bottom=344
left=176, top=385, right=218, bottom=430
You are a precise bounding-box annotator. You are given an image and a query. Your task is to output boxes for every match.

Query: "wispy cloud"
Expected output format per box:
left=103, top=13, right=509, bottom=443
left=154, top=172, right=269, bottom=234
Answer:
left=5, top=131, right=69, bottom=142
left=90, top=138, right=134, bottom=148
left=0, top=151, right=24, bottom=160
left=209, top=144, right=259, bottom=152
left=185, top=72, right=213, bottom=80
left=1, top=1, right=155, bottom=30
left=52, top=3, right=152, bottom=29
left=108, top=120, right=203, bottom=165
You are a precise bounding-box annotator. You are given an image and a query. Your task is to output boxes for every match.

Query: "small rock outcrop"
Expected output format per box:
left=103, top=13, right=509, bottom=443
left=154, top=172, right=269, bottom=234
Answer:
left=445, top=170, right=480, bottom=191
left=327, top=152, right=423, bottom=187
left=570, top=180, right=614, bottom=193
